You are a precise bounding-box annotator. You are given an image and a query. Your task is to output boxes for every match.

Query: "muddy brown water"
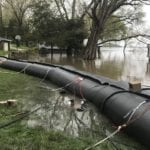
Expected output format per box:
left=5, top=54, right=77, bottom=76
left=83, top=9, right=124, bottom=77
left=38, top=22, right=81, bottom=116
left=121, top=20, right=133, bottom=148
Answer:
left=23, top=47, right=150, bottom=85
left=8, top=47, right=150, bottom=149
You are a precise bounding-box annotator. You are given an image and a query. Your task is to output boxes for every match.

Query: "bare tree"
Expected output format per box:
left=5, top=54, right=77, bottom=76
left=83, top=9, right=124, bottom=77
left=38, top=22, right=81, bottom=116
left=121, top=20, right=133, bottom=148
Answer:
left=53, top=0, right=149, bottom=59
left=0, top=0, right=5, bottom=34
left=5, top=0, right=32, bottom=34
left=71, top=0, right=76, bottom=19
left=0, top=2, right=2, bottom=31
left=54, top=0, right=89, bottom=20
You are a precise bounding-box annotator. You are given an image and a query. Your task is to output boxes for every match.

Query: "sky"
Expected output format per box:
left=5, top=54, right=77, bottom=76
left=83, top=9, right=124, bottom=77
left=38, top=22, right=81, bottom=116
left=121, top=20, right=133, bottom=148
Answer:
left=143, top=5, right=150, bottom=26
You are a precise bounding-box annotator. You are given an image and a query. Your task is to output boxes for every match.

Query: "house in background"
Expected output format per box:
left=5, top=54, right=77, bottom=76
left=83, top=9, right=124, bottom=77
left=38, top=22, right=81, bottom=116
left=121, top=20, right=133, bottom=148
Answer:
left=0, top=37, right=11, bottom=51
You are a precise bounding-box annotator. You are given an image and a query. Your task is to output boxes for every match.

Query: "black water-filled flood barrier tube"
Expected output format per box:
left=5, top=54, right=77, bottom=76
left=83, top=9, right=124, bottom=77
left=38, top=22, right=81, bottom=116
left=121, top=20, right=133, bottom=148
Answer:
left=0, top=56, right=150, bottom=148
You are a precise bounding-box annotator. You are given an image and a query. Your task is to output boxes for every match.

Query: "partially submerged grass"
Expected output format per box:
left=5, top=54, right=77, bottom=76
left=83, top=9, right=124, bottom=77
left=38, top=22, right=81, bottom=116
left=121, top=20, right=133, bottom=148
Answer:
left=0, top=125, right=94, bottom=150
left=0, top=69, right=39, bottom=100
left=0, top=68, right=147, bottom=150
left=0, top=68, right=94, bottom=150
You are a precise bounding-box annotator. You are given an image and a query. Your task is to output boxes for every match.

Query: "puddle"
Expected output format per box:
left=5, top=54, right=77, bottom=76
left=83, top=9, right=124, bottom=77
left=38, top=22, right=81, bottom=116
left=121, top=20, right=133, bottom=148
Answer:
left=20, top=80, right=146, bottom=149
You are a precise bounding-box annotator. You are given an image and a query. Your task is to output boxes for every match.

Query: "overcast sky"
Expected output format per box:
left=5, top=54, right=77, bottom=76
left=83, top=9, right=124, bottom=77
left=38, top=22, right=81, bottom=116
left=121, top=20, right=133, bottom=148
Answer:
left=143, top=5, right=150, bottom=26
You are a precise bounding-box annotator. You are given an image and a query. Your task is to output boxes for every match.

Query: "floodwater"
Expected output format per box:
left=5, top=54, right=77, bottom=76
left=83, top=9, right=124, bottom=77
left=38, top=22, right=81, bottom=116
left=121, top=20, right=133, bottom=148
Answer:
left=8, top=47, right=150, bottom=149
left=25, top=47, right=150, bottom=86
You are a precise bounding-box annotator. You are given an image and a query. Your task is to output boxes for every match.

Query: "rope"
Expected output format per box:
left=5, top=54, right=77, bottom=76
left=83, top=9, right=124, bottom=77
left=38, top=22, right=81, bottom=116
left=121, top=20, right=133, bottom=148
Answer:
left=9, top=58, right=126, bottom=91
left=78, top=78, right=86, bottom=100
left=125, top=104, right=150, bottom=126
left=0, top=64, right=31, bottom=75
left=0, top=105, right=42, bottom=129
left=100, top=91, right=129, bottom=112
left=18, top=64, right=31, bottom=74
left=100, top=90, right=150, bottom=112
left=0, top=65, right=76, bottom=93
left=84, top=125, right=126, bottom=150
left=123, top=100, right=149, bottom=124
left=39, top=69, right=51, bottom=83
left=140, top=88, right=150, bottom=91
left=0, top=98, right=63, bottom=129
left=0, top=65, right=85, bottom=94
left=38, top=76, right=84, bottom=92
left=84, top=99, right=150, bottom=150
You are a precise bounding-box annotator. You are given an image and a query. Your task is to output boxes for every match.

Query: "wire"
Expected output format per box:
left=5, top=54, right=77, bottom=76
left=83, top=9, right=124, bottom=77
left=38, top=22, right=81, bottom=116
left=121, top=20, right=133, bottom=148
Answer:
left=84, top=124, right=126, bottom=150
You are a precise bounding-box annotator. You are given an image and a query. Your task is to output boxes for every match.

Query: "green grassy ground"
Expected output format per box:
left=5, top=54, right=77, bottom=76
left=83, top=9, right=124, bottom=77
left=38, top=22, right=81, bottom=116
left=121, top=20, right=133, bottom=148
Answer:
left=0, top=68, right=95, bottom=150
left=10, top=44, right=37, bottom=52
left=0, top=125, right=94, bottom=150
left=0, top=50, right=8, bottom=56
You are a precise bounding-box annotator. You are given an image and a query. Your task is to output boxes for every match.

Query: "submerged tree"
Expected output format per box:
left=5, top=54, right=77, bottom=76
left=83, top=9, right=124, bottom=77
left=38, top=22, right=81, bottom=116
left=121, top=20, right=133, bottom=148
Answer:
left=31, top=0, right=87, bottom=54
left=52, top=0, right=149, bottom=59
left=83, top=0, right=150, bottom=60
left=57, top=19, right=87, bottom=55
left=0, top=0, right=6, bottom=36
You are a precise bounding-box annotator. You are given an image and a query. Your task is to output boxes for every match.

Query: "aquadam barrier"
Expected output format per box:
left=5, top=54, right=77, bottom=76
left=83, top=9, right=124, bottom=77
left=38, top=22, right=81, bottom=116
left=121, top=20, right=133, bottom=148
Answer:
left=0, top=57, right=150, bottom=148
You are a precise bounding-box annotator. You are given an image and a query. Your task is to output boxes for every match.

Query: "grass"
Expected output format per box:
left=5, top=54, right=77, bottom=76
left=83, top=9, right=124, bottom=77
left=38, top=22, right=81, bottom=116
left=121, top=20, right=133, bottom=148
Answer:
left=0, top=125, right=94, bottom=150
left=10, top=44, right=38, bottom=52
left=0, top=68, right=95, bottom=150
left=0, top=50, right=8, bottom=56
left=0, top=68, right=147, bottom=150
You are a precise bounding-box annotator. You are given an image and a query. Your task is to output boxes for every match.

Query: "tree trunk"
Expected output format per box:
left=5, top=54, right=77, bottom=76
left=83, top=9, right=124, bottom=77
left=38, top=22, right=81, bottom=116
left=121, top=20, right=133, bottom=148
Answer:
left=0, top=4, right=3, bottom=35
left=66, top=46, right=73, bottom=56
left=84, top=24, right=100, bottom=60
left=71, top=0, right=76, bottom=19
left=123, top=40, right=129, bottom=55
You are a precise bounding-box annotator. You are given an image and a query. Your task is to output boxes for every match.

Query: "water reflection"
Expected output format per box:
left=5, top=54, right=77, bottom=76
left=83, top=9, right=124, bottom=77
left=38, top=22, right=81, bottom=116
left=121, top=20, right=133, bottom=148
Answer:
left=26, top=90, right=107, bottom=138
left=20, top=47, right=150, bottom=84
left=21, top=80, right=145, bottom=149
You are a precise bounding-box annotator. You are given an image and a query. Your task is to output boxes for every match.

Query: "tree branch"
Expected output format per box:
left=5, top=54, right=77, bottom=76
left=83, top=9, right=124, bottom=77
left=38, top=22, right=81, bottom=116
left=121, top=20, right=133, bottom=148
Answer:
left=71, top=0, right=76, bottom=19
left=98, top=34, right=150, bottom=45
left=60, top=0, right=69, bottom=20
left=54, top=0, right=65, bottom=20
left=80, top=0, right=94, bottom=20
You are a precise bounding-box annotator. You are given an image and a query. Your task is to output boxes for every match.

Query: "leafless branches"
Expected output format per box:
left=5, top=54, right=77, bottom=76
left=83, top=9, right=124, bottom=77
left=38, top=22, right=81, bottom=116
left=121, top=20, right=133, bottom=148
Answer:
left=98, top=34, right=150, bottom=45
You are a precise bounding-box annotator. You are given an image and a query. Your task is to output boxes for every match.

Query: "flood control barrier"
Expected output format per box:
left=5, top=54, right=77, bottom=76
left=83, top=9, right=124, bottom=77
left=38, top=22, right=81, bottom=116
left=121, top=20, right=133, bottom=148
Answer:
left=0, top=56, right=150, bottom=148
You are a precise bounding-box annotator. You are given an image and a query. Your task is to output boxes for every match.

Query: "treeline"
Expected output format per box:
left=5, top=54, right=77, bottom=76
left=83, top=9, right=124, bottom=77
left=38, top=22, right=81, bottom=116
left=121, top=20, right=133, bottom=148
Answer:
left=0, top=0, right=87, bottom=53
left=0, top=0, right=149, bottom=59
